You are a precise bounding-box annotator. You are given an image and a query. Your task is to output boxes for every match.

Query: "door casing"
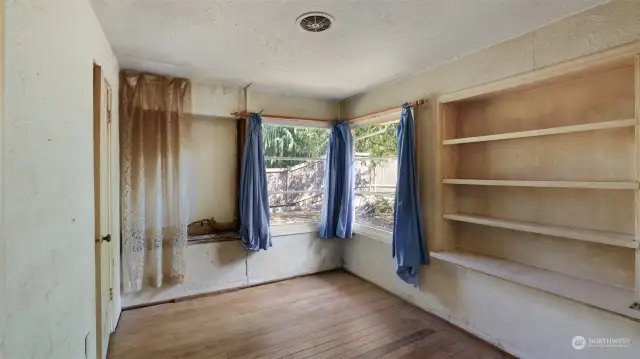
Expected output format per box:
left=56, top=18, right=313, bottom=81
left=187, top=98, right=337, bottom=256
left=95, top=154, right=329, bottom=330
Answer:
left=93, top=64, right=115, bottom=359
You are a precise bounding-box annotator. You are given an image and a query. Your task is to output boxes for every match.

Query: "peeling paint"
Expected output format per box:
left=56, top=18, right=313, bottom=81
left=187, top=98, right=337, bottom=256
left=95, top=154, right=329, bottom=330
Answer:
left=123, top=235, right=344, bottom=308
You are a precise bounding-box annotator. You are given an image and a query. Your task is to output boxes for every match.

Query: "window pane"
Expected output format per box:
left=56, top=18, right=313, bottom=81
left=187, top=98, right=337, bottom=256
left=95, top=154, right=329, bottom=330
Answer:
left=269, top=192, right=323, bottom=225
left=354, top=123, right=398, bottom=232
left=266, top=157, right=326, bottom=193
left=355, top=158, right=397, bottom=193
left=263, top=124, right=330, bottom=168
left=355, top=193, right=395, bottom=232
left=354, top=122, right=398, bottom=156
left=263, top=124, right=329, bottom=225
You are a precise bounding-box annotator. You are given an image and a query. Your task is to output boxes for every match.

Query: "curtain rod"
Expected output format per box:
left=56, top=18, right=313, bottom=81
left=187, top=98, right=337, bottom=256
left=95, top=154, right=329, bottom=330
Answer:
left=230, top=99, right=427, bottom=123
left=348, top=99, right=427, bottom=124
left=230, top=111, right=331, bottom=123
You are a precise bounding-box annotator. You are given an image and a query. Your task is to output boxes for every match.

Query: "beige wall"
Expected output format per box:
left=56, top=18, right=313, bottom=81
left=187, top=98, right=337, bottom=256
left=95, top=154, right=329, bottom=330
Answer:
left=187, top=86, right=342, bottom=224
left=125, top=84, right=344, bottom=308
left=190, top=84, right=342, bottom=120
left=123, top=233, right=344, bottom=308
left=343, top=1, right=640, bottom=358
left=191, top=82, right=246, bottom=118
left=344, top=236, right=640, bottom=359
left=189, top=116, right=238, bottom=224
left=248, top=89, right=342, bottom=120
left=188, top=82, right=245, bottom=224
left=3, top=0, right=120, bottom=358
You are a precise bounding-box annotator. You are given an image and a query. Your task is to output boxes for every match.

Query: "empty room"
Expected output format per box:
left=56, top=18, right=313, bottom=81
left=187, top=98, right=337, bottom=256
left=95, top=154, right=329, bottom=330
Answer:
left=3, top=1, right=640, bottom=359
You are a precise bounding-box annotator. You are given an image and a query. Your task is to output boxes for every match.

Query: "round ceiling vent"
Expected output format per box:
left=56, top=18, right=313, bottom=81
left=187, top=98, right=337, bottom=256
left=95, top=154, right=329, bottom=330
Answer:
left=297, top=12, right=334, bottom=33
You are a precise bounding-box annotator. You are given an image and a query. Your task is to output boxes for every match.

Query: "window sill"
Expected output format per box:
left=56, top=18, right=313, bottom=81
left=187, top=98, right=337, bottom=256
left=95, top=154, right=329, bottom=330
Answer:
left=187, top=223, right=320, bottom=244
left=270, top=222, right=320, bottom=237
left=188, top=233, right=241, bottom=245
left=354, top=224, right=393, bottom=244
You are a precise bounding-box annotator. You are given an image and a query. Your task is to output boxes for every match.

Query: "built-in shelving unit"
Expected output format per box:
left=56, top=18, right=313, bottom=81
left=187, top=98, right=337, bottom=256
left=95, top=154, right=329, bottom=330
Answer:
left=443, top=214, right=638, bottom=249
left=442, top=118, right=637, bottom=145
left=435, top=46, right=640, bottom=321
left=431, top=251, right=640, bottom=321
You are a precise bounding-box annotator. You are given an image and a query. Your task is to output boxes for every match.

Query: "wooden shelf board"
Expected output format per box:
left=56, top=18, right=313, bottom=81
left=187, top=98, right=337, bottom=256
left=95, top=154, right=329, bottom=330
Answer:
left=431, top=250, right=640, bottom=321
left=443, top=118, right=637, bottom=145
left=443, top=214, right=638, bottom=249
left=442, top=179, right=639, bottom=190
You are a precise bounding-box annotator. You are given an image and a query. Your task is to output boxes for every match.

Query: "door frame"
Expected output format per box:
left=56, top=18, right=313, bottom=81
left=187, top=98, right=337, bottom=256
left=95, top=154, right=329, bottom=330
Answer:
left=93, top=63, right=116, bottom=359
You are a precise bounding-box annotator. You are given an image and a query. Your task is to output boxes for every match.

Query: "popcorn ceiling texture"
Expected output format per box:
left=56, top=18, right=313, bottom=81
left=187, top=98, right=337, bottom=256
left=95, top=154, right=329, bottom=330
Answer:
left=90, top=0, right=606, bottom=98
left=344, top=1, right=640, bottom=358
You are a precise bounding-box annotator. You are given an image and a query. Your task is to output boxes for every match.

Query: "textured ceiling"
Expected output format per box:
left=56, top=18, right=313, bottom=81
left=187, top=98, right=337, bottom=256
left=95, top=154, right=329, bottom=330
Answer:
left=91, top=0, right=608, bottom=99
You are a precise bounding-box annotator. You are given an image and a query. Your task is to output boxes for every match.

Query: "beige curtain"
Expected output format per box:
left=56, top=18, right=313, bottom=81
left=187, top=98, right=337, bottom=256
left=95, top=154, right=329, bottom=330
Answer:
left=120, top=71, right=191, bottom=293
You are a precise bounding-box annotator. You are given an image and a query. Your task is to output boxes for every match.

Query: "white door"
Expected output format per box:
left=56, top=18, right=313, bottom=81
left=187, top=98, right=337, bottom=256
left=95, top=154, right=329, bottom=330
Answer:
left=94, top=64, right=114, bottom=359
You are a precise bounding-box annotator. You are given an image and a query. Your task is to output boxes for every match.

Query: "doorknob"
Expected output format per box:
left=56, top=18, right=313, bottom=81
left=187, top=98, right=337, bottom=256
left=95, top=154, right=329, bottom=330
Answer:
left=102, top=234, right=112, bottom=243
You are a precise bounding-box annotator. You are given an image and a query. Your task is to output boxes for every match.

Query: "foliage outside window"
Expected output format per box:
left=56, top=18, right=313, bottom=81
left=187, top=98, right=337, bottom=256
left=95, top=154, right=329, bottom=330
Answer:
left=354, top=123, right=399, bottom=232
left=263, top=124, right=330, bottom=225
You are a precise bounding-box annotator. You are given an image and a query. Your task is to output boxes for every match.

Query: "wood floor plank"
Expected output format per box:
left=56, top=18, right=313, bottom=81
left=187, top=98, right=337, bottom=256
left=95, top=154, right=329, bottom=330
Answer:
left=119, top=273, right=373, bottom=335
left=343, top=328, right=435, bottom=359
left=397, top=330, right=466, bottom=359
left=232, top=305, right=409, bottom=359
left=427, top=340, right=473, bottom=359
left=113, top=295, right=401, bottom=359
left=119, top=272, right=363, bottom=332
left=114, top=285, right=394, bottom=356
left=227, top=302, right=442, bottom=359
left=286, top=320, right=426, bottom=359
left=108, top=271, right=514, bottom=359
left=376, top=330, right=456, bottom=359
left=225, top=299, right=405, bottom=358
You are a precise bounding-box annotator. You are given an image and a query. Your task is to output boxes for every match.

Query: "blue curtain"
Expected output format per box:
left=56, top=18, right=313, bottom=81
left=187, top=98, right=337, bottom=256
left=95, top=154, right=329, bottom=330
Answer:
left=393, top=104, right=429, bottom=285
left=239, top=113, right=272, bottom=251
left=320, top=121, right=355, bottom=239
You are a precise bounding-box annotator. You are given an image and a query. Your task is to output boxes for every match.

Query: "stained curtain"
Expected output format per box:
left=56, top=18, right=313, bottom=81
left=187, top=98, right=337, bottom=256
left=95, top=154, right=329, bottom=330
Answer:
left=320, top=121, right=355, bottom=239
left=239, top=113, right=272, bottom=250
left=393, top=103, right=429, bottom=286
left=120, top=71, right=192, bottom=293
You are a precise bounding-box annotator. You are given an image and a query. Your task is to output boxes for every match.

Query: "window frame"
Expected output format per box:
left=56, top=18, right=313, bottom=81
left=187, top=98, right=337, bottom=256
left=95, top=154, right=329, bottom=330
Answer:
left=351, top=113, right=404, bottom=243
left=262, top=119, right=330, bottom=231
left=259, top=113, right=405, bottom=240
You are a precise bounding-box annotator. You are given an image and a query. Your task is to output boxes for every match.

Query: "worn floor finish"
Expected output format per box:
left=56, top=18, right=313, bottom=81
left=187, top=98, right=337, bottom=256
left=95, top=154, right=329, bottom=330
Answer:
left=108, top=271, right=513, bottom=359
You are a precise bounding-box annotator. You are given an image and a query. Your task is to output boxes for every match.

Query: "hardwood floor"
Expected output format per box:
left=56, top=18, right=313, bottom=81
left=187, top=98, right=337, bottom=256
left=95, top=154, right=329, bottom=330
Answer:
left=108, top=271, right=513, bottom=359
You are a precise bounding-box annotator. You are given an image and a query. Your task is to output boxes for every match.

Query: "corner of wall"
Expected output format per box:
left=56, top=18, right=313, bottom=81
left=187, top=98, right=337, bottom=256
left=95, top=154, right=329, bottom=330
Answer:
left=339, top=98, right=347, bottom=120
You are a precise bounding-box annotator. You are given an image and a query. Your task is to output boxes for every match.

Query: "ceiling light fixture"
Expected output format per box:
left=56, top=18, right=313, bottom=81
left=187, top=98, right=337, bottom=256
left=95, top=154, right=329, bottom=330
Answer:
left=296, top=12, right=334, bottom=33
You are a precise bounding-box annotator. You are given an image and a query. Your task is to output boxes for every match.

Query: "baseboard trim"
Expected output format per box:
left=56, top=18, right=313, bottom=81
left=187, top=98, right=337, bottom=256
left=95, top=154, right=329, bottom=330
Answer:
left=123, top=267, right=342, bottom=311
left=342, top=266, right=528, bottom=359
left=122, top=264, right=526, bottom=357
